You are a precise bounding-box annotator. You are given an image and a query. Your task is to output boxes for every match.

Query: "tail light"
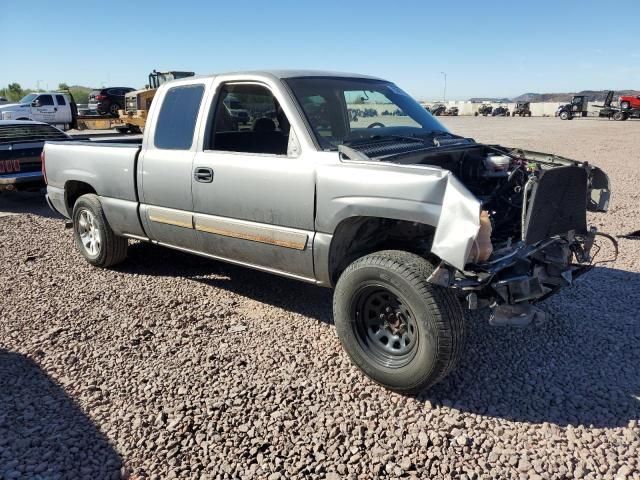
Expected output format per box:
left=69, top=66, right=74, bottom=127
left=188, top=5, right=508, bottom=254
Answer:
left=41, top=150, right=47, bottom=184
left=95, top=94, right=107, bottom=101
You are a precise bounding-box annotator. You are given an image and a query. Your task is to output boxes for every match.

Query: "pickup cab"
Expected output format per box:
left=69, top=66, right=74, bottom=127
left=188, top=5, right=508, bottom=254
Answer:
left=0, top=92, right=76, bottom=130
left=43, top=70, right=611, bottom=393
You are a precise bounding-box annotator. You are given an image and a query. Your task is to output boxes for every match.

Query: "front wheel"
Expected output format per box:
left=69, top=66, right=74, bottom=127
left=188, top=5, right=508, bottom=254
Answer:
left=72, top=194, right=128, bottom=267
left=559, top=111, right=570, bottom=120
left=333, top=250, right=465, bottom=393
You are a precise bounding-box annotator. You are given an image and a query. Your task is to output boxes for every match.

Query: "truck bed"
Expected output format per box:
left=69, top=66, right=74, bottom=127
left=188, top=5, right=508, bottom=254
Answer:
left=45, top=139, right=141, bottom=200
left=44, top=139, right=143, bottom=233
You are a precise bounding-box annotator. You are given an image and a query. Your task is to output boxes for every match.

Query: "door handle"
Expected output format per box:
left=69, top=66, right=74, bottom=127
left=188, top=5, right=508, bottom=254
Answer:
left=194, top=167, right=214, bottom=183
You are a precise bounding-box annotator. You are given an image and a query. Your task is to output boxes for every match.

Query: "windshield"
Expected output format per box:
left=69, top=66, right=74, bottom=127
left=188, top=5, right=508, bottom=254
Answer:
left=19, top=93, right=38, bottom=104
left=285, top=77, right=448, bottom=150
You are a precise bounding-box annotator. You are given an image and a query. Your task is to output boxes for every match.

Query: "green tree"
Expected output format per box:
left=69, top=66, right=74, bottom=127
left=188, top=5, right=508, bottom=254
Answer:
left=7, top=83, right=23, bottom=102
left=69, top=86, right=90, bottom=104
left=58, top=82, right=70, bottom=91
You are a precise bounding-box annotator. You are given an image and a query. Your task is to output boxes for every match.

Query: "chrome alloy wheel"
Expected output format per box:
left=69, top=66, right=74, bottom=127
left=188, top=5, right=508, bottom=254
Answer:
left=77, top=209, right=101, bottom=256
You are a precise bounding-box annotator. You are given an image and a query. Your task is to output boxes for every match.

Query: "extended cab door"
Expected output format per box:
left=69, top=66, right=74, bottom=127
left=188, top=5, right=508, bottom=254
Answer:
left=54, top=94, right=72, bottom=124
left=31, top=94, right=56, bottom=123
left=191, top=78, right=316, bottom=280
left=138, top=80, right=208, bottom=249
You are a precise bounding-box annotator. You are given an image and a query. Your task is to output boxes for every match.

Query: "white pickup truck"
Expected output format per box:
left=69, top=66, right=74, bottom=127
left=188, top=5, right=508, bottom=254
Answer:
left=43, top=70, right=611, bottom=393
left=0, top=92, right=76, bottom=130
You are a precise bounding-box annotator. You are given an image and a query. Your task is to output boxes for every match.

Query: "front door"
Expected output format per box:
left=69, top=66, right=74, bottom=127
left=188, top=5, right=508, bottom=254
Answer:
left=138, top=81, right=207, bottom=249
left=191, top=81, right=316, bottom=280
left=31, top=94, right=56, bottom=123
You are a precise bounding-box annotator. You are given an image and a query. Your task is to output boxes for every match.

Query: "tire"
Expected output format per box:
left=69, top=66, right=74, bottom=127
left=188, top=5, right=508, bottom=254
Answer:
left=72, top=194, right=127, bottom=267
left=333, top=250, right=465, bottom=393
left=109, top=103, right=121, bottom=117
left=559, top=111, right=570, bottom=120
left=115, top=127, right=129, bottom=134
left=474, top=112, right=479, bottom=116
left=621, top=101, right=630, bottom=110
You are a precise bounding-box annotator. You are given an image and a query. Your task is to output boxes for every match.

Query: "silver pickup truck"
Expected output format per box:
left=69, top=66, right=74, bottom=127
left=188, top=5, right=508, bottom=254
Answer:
left=44, top=70, right=611, bottom=393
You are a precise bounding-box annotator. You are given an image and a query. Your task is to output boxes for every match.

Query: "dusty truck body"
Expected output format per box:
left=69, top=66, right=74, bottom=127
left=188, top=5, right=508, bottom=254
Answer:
left=43, top=70, right=611, bottom=393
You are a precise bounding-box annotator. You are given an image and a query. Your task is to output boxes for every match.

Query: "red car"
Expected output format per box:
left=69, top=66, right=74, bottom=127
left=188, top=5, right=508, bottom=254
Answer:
left=619, top=95, right=640, bottom=110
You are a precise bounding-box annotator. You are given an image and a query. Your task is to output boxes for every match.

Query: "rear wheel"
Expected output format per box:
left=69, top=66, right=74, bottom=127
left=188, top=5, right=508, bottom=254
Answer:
left=613, top=111, right=628, bottom=121
left=109, top=103, right=121, bottom=117
left=72, top=194, right=127, bottom=267
left=333, top=250, right=465, bottom=393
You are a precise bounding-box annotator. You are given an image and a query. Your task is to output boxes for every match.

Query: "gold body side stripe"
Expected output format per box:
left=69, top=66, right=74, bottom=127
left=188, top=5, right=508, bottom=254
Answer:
left=194, top=214, right=308, bottom=251
left=146, top=206, right=309, bottom=251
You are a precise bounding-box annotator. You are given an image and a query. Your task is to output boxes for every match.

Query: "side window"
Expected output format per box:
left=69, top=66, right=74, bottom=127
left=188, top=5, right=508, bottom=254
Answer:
left=55, top=95, right=66, bottom=106
left=154, top=84, right=204, bottom=150
left=209, top=83, right=290, bottom=155
left=37, top=95, right=54, bottom=106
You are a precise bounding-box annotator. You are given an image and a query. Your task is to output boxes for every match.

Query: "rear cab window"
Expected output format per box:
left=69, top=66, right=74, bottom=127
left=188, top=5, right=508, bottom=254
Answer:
left=154, top=84, right=205, bottom=150
left=55, top=95, right=66, bottom=106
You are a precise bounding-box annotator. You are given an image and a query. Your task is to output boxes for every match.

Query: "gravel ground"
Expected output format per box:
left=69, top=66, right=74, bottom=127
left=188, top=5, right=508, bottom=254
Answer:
left=1, top=117, right=639, bottom=479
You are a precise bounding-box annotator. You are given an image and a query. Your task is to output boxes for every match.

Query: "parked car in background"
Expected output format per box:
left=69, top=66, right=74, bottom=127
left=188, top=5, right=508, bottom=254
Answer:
left=475, top=104, right=493, bottom=116
left=0, top=96, right=8, bottom=105
left=223, top=95, right=251, bottom=125
left=44, top=70, right=611, bottom=394
left=0, top=120, right=71, bottom=191
left=492, top=105, right=510, bottom=116
left=619, top=94, right=640, bottom=110
left=88, top=87, right=135, bottom=116
left=0, top=92, right=77, bottom=130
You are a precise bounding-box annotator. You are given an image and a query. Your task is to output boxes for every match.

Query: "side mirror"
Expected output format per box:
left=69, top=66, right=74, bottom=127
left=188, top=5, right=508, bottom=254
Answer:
left=31, top=100, right=40, bottom=107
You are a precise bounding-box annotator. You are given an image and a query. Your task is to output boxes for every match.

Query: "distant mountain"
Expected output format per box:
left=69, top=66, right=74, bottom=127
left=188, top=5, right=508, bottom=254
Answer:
left=467, top=90, right=640, bottom=103
left=468, top=97, right=512, bottom=103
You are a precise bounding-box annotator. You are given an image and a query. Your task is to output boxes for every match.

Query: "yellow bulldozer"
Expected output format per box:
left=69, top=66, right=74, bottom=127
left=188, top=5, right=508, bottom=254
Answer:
left=116, top=70, right=194, bottom=133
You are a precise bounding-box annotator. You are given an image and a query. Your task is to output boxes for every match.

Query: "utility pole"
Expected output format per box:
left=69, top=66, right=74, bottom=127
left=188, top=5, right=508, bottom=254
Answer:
left=440, top=72, right=447, bottom=103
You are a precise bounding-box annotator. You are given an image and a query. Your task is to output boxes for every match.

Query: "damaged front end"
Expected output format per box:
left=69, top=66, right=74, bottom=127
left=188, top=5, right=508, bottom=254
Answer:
left=427, top=147, right=614, bottom=326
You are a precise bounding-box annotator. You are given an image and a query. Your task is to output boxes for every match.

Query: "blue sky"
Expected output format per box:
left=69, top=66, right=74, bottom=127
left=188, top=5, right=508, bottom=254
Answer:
left=1, top=0, right=639, bottom=100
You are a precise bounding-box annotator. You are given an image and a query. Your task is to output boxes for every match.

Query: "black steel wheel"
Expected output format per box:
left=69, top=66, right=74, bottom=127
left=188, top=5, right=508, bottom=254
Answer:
left=351, top=285, right=419, bottom=369
left=333, top=250, right=465, bottom=393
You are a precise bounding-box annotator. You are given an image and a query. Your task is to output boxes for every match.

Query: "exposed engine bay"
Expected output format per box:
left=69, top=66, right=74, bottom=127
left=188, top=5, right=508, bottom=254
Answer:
left=379, top=142, right=610, bottom=249
left=339, top=139, right=615, bottom=326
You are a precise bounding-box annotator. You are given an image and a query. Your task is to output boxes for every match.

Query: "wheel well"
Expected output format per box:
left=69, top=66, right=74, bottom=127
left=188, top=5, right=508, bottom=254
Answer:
left=65, top=181, right=96, bottom=214
left=328, top=216, right=437, bottom=285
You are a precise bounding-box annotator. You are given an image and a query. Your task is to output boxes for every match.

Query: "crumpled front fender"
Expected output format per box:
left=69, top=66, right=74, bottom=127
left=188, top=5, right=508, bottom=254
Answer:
left=431, top=172, right=482, bottom=270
